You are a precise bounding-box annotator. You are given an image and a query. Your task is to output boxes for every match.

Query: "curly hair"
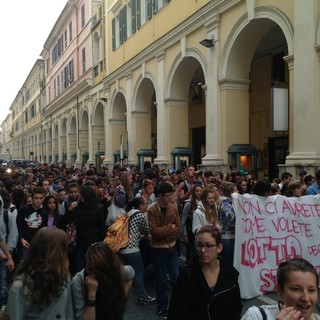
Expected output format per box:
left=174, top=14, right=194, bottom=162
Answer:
left=85, top=242, right=127, bottom=320
left=14, top=227, right=69, bottom=309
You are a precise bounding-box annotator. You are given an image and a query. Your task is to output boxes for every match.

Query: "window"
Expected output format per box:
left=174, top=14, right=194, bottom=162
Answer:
left=54, top=79, right=57, bottom=98
left=64, top=29, right=67, bottom=48
left=69, top=21, right=73, bottom=41
left=57, top=75, right=60, bottom=95
left=81, top=5, right=85, bottom=28
left=119, top=7, right=127, bottom=44
left=61, top=71, right=64, bottom=90
left=31, top=104, right=35, bottom=118
left=51, top=35, right=64, bottom=65
left=63, top=59, right=74, bottom=89
left=82, top=48, right=86, bottom=74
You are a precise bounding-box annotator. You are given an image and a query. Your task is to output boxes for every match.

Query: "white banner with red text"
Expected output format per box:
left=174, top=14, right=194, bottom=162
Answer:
left=232, top=193, right=320, bottom=299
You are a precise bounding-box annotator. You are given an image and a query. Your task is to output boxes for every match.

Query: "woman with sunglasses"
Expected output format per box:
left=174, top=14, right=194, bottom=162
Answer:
left=242, top=258, right=320, bottom=320
left=168, top=224, right=242, bottom=320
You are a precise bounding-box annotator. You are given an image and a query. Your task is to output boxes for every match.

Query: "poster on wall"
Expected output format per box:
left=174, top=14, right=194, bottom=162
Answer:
left=233, top=193, right=320, bottom=299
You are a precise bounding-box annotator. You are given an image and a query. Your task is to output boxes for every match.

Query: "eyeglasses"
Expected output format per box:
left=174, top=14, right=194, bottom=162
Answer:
left=195, top=242, right=218, bottom=251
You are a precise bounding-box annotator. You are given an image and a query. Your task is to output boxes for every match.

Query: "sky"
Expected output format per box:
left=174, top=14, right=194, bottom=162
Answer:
left=0, top=0, right=68, bottom=125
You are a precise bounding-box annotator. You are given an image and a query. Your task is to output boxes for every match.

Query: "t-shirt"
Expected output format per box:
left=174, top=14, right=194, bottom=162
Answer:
left=16, top=204, right=48, bottom=243
left=71, top=266, right=135, bottom=319
left=241, top=305, right=320, bottom=320
left=6, top=276, right=74, bottom=319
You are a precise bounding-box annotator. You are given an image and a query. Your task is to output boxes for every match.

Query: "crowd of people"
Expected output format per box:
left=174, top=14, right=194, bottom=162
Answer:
left=0, top=161, right=318, bottom=319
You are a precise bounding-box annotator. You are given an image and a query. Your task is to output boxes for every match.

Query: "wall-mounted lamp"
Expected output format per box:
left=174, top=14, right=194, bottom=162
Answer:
left=100, top=97, right=107, bottom=103
left=199, top=38, right=215, bottom=48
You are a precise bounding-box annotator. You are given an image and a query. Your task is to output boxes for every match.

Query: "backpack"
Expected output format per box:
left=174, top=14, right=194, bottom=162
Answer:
left=103, top=211, right=138, bottom=253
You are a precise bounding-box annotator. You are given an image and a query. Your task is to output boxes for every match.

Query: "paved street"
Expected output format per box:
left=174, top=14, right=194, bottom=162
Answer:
left=123, top=277, right=280, bottom=320
left=123, top=242, right=320, bottom=320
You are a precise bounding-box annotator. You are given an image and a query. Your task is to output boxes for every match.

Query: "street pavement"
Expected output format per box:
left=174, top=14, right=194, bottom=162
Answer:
left=123, top=274, right=280, bottom=319
left=124, top=280, right=320, bottom=319
left=123, top=247, right=278, bottom=320
left=123, top=244, right=320, bottom=320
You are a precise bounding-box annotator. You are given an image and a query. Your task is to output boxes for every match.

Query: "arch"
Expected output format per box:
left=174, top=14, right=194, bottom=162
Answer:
left=80, top=109, right=89, bottom=130
left=166, top=48, right=207, bottom=100
left=133, top=73, right=157, bottom=113
left=109, top=89, right=127, bottom=119
left=220, top=6, right=294, bottom=80
left=92, top=100, right=105, bottom=126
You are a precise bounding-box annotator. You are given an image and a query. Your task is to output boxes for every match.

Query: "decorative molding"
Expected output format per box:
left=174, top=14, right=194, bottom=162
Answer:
left=246, top=0, right=256, bottom=21
left=218, top=78, right=250, bottom=91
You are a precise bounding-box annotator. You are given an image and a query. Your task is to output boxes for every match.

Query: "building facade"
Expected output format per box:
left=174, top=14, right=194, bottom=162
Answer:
left=5, top=0, right=320, bottom=179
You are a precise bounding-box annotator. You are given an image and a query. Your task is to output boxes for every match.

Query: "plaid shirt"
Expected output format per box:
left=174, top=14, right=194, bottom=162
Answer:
left=125, top=209, right=149, bottom=250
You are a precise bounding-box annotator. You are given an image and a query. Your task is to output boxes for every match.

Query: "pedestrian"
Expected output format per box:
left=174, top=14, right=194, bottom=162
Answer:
left=147, top=182, right=182, bottom=319
left=192, top=188, right=220, bottom=234
left=168, top=224, right=242, bottom=320
left=16, top=187, right=48, bottom=261
left=72, top=242, right=134, bottom=320
left=5, top=227, right=74, bottom=319
left=241, top=257, right=320, bottom=320
left=118, top=197, right=156, bottom=306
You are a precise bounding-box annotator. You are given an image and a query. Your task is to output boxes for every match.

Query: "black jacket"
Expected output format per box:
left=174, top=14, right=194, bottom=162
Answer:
left=168, top=255, right=242, bottom=320
left=60, top=202, right=106, bottom=247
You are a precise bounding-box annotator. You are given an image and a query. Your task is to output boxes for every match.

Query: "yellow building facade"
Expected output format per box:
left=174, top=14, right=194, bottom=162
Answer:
left=7, top=0, right=320, bottom=179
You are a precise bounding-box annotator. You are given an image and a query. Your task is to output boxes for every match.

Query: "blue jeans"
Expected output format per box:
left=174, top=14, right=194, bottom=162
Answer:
left=75, top=245, right=89, bottom=273
left=151, top=247, right=179, bottom=312
left=119, top=251, right=149, bottom=299
left=0, top=260, right=10, bottom=307
left=221, top=238, right=235, bottom=265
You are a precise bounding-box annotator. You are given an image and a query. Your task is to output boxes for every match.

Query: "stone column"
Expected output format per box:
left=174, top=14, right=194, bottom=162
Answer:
left=201, top=12, right=224, bottom=165
left=154, top=51, right=169, bottom=166
left=286, top=0, right=320, bottom=164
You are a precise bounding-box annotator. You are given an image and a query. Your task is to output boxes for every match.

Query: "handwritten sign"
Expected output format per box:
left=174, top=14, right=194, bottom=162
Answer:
left=232, top=193, right=320, bottom=299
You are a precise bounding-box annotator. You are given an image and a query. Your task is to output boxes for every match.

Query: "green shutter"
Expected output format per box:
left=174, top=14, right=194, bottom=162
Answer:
left=131, top=0, right=136, bottom=33
left=153, top=0, right=158, bottom=13
left=119, top=9, right=123, bottom=44
left=137, top=0, right=141, bottom=29
left=147, top=0, right=152, bottom=19
left=112, top=18, right=116, bottom=50
left=123, top=6, right=127, bottom=41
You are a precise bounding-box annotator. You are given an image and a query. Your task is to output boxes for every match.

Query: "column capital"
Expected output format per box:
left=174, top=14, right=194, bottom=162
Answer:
left=283, top=54, right=294, bottom=70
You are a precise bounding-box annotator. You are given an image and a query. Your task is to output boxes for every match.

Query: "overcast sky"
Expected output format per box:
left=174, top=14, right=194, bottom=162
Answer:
left=0, top=0, right=67, bottom=125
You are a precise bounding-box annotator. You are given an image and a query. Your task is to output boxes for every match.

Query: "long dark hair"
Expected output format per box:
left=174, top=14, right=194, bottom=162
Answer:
left=14, top=227, right=69, bottom=309
left=79, top=185, right=98, bottom=210
left=85, top=243, right=126, bottom=320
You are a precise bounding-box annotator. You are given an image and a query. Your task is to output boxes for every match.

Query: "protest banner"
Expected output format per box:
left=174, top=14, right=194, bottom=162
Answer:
left=233, top=193, right=320, bottom=299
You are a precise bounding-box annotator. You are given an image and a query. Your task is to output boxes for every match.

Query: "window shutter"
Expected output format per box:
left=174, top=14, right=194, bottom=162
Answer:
left=147, top=0, right=152, bottom=19
left=137, top=0, right=141, bottom=29
left=112, top=18, right=116, bottom=50
left=123, top=6, right=127, bottom=41
left=153, top=0, right=158, bottom=13
left=131, top=0, right=136, bottom=33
